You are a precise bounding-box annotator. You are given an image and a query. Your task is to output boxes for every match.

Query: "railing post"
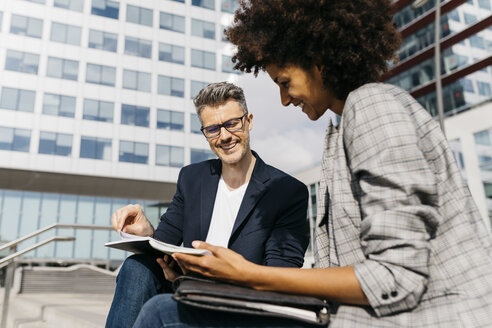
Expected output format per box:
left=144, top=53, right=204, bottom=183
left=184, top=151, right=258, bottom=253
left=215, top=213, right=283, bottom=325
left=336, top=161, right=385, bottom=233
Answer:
left=1, top=246, right=16, bottom=328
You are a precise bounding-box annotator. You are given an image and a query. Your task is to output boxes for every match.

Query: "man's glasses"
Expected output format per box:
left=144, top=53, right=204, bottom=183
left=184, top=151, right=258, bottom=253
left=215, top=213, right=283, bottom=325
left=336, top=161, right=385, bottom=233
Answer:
left=200, top=113, right=248, bottom=139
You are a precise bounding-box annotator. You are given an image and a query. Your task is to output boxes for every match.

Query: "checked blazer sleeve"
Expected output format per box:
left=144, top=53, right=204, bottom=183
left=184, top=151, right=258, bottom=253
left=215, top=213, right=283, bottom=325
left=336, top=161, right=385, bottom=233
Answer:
left=342, top=86, right=441, bottom=316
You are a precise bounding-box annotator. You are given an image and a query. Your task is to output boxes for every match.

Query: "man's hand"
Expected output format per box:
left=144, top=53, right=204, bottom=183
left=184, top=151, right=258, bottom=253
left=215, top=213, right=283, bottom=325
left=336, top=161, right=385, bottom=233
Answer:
left=156, top=254, right=182, bottom=282
left=110, top=204, right=154, bottom=236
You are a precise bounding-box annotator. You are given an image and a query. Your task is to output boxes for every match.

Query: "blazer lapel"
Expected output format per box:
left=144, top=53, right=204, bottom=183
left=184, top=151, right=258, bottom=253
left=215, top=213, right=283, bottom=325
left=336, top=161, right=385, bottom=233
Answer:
left=200, top=159, right=221, bottom=240
left=229, top=152, right=270, bottom=241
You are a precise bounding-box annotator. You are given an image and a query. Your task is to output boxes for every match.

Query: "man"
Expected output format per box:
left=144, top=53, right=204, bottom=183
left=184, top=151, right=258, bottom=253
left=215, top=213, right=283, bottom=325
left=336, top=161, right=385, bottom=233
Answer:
left=105, top=82, right=309, bottom=328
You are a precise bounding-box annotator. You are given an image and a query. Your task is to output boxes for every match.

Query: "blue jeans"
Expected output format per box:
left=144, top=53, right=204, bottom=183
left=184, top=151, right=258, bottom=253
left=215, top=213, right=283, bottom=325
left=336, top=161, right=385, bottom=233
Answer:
left=133, top=294, right=319, bottom=328
left=106, top=254, right=173, bottom=328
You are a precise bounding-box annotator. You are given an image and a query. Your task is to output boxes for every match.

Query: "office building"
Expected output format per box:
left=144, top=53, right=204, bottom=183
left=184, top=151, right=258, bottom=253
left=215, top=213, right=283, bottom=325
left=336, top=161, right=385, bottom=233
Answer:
left=0, top=0, right=240, bottom=264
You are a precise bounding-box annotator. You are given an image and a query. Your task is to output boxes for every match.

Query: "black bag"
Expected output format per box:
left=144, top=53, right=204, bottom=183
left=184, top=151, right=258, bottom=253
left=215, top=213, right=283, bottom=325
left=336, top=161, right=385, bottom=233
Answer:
left=172, top=275, right=330, bottom=326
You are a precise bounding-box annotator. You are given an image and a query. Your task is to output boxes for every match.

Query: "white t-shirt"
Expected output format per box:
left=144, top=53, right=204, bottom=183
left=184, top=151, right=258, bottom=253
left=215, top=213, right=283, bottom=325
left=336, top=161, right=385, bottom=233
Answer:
left=205, top=176, right=249, bottom=248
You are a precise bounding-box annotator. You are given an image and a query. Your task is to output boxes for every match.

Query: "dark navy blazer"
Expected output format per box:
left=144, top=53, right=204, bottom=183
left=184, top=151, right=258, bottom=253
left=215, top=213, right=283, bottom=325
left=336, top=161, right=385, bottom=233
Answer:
left=153, top=151, right=309, bottom=268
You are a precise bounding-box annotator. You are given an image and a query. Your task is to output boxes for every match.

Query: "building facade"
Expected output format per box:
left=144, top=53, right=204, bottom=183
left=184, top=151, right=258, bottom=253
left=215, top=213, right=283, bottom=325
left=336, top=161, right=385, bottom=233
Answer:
left=0, top=0, right=239, bottom=264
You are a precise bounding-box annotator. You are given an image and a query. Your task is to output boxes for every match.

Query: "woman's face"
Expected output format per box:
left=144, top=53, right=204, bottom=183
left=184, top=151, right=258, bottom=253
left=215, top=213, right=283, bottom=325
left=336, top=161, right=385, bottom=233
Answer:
left=266, top=64, right=344, bottom=119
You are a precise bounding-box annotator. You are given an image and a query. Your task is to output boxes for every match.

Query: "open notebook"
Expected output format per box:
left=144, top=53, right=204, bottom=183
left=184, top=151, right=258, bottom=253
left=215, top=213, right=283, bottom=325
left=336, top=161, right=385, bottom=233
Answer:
left=104, top=231, right=210, bottom=256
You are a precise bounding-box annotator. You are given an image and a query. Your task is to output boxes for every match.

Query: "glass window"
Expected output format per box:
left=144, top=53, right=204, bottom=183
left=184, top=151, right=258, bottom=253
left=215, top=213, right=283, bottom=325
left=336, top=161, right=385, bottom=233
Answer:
left=80, top=136, right=112, bottom=160
left=478, top=0, right=491, bottom=9
left=417, top=70, right=492, bottom=117
left=0, top=87, right=35, bottom=112
left=91, top=0, right=119, bottom=19
left=73, top=196, right=95, bottom=259
left=10, top=14, right=43, bottom=39
left=448, top=9, right=460, bottom=22
left=46, top=57, right=79, bottom=81
left=192, top=0, right=214, bottom=10
left=83, top=98, right=113, bottom=122
left=190, top=113, right=202, bottom=134
left=470, top=35, right=485, bottom=49
left=448, top=139, right=466, bottom=176
left=156, top=145, right=184, bottom=167
left=119, top=140, right=148, bottom=164
left=190, top=80, right=208, bottom=99
left=86, top=63, right=116, bottom=86
left=157, top=109, right=184, bottom=131
left=0, top=191, right=22, bottom=241
left=0, top=12, right=3, bottom=32
left=158, top=43, right=185, bottom=65
left=397, top=4, right=483, bottom=62
left=123, top=70, right=151, bottom=92
left=158, top=75, right=185, bottom=97
left=88, top=29, right=117, bottom=52
left=54, top=0, right=84, bottom=12
left=464, top=13, right=477, bottom=24
left=126, top=5, right=153, bottom=27
left=121, top=104, right=150, bottom=127
left=477, top=82, right=492, bottom=97
left=190, top=148, right=215, bottom=164
left=159, top=12, right=185, bottom=33
left=462, top=78, right=474, bottom=93
left=191, top=49, right=216, bottom=70
left=191, top=19, right=215, bottom=40
left=51, top=22, right=82, bottom=45
left=390, top=31, right=491, bottom=92
left=393, top=0, right=435, bottom=28
left=475, top=129, right=491, bottom=146
left=222, top=55, right=239, bottom=74
left=35, top=193, right=58, bottom=258
left=221, top=0, right=239, bottom=13
left=24, top=0, right=45, bottom=3
left=221, top=24, right=227, bottom=42
left=38, top=131, right=72, bottom=156
left=56, top=194, right=76, bottom=258
left=124, top=36, right=152, bottom=59
left=473, top=128, right=492, bottom=225
left=5, top=50, right=39, bottom=75
left=18, top=192, right=41, bottom=249
left=92, top=197, right=111, bottom=260
left=0, top=126, right=31, bottom=152
left=42, top=93, right=76, bottom=117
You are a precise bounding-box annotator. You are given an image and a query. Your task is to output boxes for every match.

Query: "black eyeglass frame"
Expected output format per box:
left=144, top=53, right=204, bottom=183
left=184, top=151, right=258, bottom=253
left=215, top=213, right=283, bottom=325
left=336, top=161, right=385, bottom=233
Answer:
left=200, top=113, right=248, bottom=139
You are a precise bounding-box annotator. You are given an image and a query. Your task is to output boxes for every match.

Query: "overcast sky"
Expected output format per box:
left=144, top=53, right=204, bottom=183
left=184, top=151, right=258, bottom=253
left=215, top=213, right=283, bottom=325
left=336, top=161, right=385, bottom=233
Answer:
left=229, top=72, right=334, bottom=175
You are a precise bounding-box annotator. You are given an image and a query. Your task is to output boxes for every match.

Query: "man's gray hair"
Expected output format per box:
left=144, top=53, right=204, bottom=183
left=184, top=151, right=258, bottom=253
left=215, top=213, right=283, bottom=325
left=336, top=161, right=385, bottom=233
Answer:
left=193, top=82, right=248, bottom=118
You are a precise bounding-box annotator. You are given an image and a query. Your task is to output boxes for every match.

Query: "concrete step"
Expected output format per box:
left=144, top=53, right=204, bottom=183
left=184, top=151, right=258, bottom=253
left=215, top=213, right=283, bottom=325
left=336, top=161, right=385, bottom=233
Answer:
left=5, top=292, right=113, bottom=328
left=17, top=264, right=116, bottom=294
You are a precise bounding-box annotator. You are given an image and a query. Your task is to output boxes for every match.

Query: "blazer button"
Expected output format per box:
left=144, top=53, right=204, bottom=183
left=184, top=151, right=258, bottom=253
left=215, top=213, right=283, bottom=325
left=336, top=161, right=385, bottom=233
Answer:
left=381, top=293, right=389, bottom=300
left=391, top=291, right=398, bottom=297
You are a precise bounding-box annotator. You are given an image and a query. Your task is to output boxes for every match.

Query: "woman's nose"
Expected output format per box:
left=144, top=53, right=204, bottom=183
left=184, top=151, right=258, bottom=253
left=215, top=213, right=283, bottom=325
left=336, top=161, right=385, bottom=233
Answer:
left=280, top=88, right=291, bottom=107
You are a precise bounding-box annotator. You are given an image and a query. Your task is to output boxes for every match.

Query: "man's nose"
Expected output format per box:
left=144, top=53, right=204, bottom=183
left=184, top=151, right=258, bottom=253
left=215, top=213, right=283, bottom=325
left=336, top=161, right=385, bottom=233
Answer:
left=219, top=126, right=233, bottom=140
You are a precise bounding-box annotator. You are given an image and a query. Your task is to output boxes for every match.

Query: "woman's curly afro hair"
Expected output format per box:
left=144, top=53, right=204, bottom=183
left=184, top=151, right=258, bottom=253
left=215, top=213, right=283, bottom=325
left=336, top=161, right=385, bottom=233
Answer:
left=226, top=0, right=401, bottom=100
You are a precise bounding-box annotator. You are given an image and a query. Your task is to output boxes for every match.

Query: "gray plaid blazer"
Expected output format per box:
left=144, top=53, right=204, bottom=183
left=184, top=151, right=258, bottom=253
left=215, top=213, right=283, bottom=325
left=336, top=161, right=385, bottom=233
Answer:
left=313, top=83, right=492, bottom=327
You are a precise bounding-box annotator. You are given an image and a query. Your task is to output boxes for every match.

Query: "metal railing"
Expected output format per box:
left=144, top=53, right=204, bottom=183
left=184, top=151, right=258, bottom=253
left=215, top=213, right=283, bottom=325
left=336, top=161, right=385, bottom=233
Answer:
left=0, top=223, right=113, bottom=328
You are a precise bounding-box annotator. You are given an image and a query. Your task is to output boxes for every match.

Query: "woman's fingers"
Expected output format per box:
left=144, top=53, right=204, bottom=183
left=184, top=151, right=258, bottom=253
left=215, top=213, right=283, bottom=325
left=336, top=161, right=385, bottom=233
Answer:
left=173, top=253, right=213, bottom=277
left=191, top=240, right=221, bottom=255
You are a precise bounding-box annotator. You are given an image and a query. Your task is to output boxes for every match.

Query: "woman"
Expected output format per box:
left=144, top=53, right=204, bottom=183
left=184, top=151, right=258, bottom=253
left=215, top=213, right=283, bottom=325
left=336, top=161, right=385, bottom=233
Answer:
left=134, top=1, right=492, bottom=327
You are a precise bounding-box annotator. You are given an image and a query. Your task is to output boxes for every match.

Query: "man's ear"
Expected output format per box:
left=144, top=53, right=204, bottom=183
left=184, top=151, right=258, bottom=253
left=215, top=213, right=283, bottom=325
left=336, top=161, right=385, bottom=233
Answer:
left=247, top=113, right=253, bottom=131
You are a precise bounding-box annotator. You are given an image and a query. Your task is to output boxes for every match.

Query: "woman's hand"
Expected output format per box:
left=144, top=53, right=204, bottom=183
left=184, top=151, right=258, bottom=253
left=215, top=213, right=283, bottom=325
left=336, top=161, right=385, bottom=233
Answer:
left=172, top=241, right=257, bottom=286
